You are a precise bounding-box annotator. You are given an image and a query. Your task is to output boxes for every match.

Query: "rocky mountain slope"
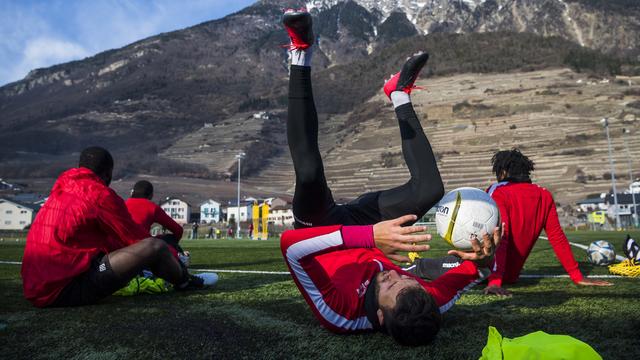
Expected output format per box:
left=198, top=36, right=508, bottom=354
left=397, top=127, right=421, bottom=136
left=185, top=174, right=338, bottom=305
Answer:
left=305, top=0, right=640, bottom=58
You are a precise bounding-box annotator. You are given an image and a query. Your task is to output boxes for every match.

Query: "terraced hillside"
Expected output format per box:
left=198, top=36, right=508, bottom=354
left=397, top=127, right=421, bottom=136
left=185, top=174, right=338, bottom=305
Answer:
left=224, top=68, right=640, bottom=207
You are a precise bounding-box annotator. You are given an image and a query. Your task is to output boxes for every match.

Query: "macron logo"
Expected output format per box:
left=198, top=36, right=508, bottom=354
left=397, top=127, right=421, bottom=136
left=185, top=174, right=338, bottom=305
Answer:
left=356, top=279, right=370, bottom=298
left=98, top=263, right=107, bottom=272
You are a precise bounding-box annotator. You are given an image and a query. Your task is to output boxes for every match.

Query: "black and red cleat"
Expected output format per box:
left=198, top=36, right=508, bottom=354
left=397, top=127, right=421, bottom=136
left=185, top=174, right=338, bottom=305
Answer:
left=383, top=51, right=430, bottom=99
left=282, top=9, right=314, bottom=50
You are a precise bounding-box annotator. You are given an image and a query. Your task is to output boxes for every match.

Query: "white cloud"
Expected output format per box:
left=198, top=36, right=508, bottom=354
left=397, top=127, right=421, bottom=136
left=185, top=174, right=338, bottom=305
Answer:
left=23, top=38, right=89, bottom=68
left=3, top=38, right=88, bottom=84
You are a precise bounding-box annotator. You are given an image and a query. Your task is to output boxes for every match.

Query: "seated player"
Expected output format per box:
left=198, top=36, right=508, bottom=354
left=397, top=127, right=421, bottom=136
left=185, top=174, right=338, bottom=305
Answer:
left=281, top=10, right=498, bottom=346
left=483, top=149, right=613, bottom=296
left=281, top=214, right=500, bottom=346
left=125, top=180, right=189, bottom=264
left=21, top=147, right=216, bottom=308
left=283, top=10, right=443, bottom=229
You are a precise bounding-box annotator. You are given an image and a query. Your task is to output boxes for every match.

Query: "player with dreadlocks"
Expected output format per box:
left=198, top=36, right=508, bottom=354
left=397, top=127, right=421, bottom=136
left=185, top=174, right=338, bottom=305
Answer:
left=483, top=149, right=613, bottom=295
left=406, top=149, right=614, bottom=294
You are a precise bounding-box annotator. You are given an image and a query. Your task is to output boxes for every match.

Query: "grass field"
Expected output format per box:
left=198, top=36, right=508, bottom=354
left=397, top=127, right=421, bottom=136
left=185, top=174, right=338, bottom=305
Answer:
left=1, top=231, right=639, bottom=359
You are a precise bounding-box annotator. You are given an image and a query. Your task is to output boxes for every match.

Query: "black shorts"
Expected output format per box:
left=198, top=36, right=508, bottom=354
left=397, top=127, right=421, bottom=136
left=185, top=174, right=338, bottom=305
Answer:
left=50, top=253, right=128, bottom=307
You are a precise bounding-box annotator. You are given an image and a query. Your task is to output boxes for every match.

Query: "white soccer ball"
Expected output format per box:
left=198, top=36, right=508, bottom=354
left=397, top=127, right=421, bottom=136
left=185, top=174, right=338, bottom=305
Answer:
left=587, top=240, right=615, bottom=266
left=435, top=187, right=500, bottom=250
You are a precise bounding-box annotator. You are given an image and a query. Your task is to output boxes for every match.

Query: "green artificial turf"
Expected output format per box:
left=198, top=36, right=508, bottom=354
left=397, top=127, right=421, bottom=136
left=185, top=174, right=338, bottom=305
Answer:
left=1, top=231, right=639, bottom=359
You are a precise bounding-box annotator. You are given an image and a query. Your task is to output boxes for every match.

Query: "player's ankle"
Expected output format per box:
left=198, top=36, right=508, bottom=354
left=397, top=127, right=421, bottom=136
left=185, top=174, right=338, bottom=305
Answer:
left=391, top=91, right=411, bottom=108
left=290, top=47, right=312, bottom=67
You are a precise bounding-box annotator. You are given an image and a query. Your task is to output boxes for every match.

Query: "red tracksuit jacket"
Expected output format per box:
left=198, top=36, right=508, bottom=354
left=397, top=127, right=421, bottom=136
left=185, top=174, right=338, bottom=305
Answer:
left=281, top=225, right=485, bottom=333
left=21, top=168, right=149, bottom=307
left=125, top=198, right=184, bottom=239
left=487, top=181, right=584, bottom=286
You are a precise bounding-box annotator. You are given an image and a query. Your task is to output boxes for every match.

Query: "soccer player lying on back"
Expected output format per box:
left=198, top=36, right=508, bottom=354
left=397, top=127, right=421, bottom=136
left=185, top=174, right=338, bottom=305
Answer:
left=281, top=11, right=500, bottom=345
left=281, top=215, right=500, bottom=346
left=21, top=147, right=216, bottom=308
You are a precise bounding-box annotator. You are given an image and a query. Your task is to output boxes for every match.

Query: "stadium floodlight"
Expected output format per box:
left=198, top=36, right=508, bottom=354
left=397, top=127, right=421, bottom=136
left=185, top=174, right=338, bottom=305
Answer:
left=601, top=118, right=621, bottom=230
left=623, top=128, right=638, bottom=227
left=235, top=152, right=246, bottom=239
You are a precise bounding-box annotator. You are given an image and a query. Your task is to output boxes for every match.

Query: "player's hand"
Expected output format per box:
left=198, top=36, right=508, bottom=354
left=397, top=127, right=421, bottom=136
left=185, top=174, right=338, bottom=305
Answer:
left=483, top=285, right=512, bottom=297
left=576, top=279, right=614, bottom=286
left=446, top=225, right=502, bottom=268
left=373, top=214, right=431, bottom=262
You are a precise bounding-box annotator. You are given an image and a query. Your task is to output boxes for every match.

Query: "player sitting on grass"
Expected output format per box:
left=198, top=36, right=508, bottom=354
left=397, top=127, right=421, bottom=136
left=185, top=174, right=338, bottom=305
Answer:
left=21, top=147, right=217, bottom=308
left=281, top=10, right=498, bottom=346
left=126, top=180, right=190, bottom=266
left=408, top=150, right=615, bottom=293
left=483, top=149, right=613, bottom=296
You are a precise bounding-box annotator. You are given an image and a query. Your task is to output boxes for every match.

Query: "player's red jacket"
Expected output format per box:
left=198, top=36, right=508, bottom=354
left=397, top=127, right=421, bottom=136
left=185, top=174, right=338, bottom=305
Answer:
left=125, top=198, right=184, bottom=239
left=281, top=225, right=485, bottom=333
left=21, top=168, right=149, bottom=307
left=487, top=181, right=584, bottom=287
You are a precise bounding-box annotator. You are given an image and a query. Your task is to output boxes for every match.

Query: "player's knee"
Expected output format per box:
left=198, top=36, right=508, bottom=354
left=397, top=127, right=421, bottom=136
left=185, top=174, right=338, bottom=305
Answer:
left=406, top=179, right=444, bottom=216
left=295, top=163, right=324, bottom=185
left=140, top=237, right=168, bottom=258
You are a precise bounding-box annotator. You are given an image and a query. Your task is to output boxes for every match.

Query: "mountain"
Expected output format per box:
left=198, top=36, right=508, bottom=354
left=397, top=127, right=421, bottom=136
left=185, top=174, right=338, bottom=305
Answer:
left=0, top=0, right=639, bottom=207
left=306, top=0, right=640, bottom=58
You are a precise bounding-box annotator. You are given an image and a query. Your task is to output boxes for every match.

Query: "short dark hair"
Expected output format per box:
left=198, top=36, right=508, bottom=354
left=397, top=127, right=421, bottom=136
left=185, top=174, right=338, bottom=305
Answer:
left=382, top=287, right=442, bottom=346
left=131, top=180, right=154, bottom=199
left=79, top=146, right=114, bottom=176
left=491, top=148, right=535, bottom=179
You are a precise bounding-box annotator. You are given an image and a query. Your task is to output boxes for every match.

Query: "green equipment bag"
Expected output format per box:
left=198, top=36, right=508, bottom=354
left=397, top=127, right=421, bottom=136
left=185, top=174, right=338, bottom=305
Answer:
left=113, top=276, right=171, bottom=296
left=479, top=326, right=602, bottom=360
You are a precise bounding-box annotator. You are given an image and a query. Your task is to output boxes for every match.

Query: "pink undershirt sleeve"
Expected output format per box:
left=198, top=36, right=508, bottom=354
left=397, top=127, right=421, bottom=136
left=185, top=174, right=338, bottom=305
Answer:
left=340, top=225, right=375, bottom=249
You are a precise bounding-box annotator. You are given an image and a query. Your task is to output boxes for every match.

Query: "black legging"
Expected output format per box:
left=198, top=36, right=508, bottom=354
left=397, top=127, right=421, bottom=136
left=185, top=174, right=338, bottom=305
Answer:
left=288, top=65, right=444, bottom=228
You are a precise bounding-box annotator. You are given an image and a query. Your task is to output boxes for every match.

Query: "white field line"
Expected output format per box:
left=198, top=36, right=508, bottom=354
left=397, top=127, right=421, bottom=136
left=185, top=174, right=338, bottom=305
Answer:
left=0, top=261, right=631, bottom=279
left=0, top=261, right=21, bottom=265
left=190, top=268, right=289, bottom=275
left=539, top=236, right=627, bottom=261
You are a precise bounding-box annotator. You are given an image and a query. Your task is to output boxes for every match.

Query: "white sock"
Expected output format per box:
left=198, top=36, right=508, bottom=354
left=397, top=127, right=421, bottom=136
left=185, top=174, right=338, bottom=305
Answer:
left=290, top=47, right=313, bottom=67
left=391, top=91, right=411, bottom=108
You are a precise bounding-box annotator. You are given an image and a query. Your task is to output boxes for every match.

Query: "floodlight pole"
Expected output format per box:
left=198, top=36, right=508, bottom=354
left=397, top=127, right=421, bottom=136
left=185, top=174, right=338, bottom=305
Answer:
left=623, top=128, right=638, bottom=227
left=236, top=152, right=246, bottom=239
left=602, top=118, right=621, bottom=230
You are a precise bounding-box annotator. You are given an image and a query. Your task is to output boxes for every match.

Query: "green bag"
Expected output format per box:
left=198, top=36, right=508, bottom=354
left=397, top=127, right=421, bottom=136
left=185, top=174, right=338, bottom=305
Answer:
left=480, top=326, right=602, bottom=360
left=113, top=276, right=171, bottom=296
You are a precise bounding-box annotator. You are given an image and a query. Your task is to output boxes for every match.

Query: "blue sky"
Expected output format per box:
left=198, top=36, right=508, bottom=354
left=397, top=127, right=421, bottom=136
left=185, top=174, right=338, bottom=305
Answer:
left=0, top=0, right=257, bottom=86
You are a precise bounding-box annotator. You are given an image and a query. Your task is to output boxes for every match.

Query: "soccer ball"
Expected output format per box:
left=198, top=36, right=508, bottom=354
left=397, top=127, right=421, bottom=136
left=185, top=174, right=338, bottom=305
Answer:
left=435, top=187, right=500, bottom=250
left=587, top=241, right=615, bottom=266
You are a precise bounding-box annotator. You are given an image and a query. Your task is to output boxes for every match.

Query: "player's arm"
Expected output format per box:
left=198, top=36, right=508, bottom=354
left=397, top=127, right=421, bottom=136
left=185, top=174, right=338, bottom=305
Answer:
left=154, top=204, right=184, bottom=240
left=280, top=214, right=430, bottom=261
left=485, top=191, right=511, bottom=295
left=427, top=229, right=499, bottom=312
left=544, top=194, right=612, bottom=286
left=280, top=225, right=371, bottom=332
left=97, top=189, right=150, bottom=248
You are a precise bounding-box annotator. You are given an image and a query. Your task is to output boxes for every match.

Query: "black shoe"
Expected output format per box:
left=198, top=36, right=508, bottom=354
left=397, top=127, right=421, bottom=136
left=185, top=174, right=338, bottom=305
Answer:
left=282, top=9, right=314, bottom=50
left=623, top=235, right=640, bottom=261
left=383, top=51, right=430, bottom=98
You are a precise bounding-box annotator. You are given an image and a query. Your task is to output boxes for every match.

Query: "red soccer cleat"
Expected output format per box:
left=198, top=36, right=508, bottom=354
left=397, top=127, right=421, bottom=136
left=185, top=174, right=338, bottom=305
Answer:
left=383, top=52, right=430, bottom=99
left=282, top=9, right=314, bottom=50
